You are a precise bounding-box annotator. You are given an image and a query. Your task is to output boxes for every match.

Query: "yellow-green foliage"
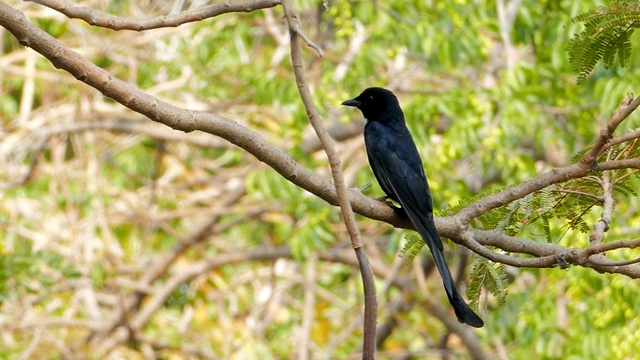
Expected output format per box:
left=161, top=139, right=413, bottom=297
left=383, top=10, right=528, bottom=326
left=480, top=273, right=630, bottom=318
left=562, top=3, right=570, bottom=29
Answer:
left=567, top=1, right=640, bottom=84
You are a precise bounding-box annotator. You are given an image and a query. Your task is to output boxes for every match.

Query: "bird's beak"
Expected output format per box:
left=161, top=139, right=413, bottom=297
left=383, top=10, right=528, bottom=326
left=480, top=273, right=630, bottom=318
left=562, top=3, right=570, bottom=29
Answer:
left=341, top=98, right=361, bottom=107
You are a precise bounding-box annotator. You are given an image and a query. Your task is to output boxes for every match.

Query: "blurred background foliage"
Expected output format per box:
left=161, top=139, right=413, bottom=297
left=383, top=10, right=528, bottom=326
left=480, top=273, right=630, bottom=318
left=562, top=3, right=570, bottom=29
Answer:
left=1, top=0, right=640, bottom=359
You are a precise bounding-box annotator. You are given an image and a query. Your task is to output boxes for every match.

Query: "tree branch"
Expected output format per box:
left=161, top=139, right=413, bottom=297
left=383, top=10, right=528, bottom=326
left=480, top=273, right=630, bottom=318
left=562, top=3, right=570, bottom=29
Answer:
left=27, top=0, right=281, bottom=31
left=455, top=92, right=640, bottom=224
left=580, top=92, right=640, bottom=166
left=1, top=2, right=639, bottom=282
left=281, top=1, right=375, bottom=357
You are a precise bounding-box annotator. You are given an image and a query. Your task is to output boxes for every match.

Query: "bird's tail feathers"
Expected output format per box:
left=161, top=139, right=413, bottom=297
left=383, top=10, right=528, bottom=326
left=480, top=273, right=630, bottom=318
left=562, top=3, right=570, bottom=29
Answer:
left=430, top=239, right=484, bottom=328
left=408, top=210, right=484, bottom=328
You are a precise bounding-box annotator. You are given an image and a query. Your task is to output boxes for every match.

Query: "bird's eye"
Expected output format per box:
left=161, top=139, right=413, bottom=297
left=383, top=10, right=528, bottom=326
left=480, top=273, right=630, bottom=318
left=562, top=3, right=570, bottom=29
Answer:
left=369, top=96, right=374, bottom=101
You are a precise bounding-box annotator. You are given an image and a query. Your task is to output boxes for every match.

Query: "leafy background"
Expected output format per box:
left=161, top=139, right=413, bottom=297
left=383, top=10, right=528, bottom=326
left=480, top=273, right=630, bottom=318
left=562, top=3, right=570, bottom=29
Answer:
left=1, top=0, right=639, bottom=358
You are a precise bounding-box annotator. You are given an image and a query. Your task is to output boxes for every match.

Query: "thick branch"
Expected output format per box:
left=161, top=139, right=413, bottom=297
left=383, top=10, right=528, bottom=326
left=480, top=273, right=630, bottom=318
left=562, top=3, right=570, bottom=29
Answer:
left=1, top=3, right=639, bottom=279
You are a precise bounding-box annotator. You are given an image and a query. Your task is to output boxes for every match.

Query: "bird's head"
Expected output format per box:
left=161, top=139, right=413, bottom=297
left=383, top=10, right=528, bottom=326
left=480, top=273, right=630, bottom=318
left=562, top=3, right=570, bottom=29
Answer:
left=341, top=87, right=402, bottom=122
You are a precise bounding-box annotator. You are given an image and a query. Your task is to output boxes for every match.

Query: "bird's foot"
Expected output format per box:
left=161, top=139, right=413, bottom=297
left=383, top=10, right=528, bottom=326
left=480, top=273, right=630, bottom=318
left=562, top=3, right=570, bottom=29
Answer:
left=555, top=254, right=570, bottom=269
left=375, top=197, right=406, bottom=216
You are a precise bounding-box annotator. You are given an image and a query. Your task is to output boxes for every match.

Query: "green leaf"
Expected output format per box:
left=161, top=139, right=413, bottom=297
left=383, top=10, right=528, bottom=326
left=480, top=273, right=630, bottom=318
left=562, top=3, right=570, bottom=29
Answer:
left=401, top=231, right=425, bottom=262
left=468, top=256, right=508, bottom=309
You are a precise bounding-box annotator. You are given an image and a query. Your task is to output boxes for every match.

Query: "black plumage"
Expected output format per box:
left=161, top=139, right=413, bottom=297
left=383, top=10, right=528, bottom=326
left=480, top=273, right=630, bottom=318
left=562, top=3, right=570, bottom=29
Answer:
left=342, top=87, right=484, bottom=328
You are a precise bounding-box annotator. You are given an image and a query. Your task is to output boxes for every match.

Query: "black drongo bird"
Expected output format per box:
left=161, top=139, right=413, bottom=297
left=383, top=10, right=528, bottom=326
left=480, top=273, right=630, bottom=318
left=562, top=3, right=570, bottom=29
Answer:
left=342, top=87, right=484, bottom=328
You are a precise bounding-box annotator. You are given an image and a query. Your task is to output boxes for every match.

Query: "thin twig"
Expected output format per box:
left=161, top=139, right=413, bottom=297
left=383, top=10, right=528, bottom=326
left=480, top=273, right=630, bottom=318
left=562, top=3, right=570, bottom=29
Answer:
left=279, top=1, right=323, bottom=57
left=552, top=188, right=603, bottom=202
left=280, top=1, right=373, bottom=358
left=606, top=128, right=640, bottom=149
left=580, top=92, right=640, bottom=167
left=299, top=253, right=318, bottom=360
left=589, top=150, right=614, bottom=248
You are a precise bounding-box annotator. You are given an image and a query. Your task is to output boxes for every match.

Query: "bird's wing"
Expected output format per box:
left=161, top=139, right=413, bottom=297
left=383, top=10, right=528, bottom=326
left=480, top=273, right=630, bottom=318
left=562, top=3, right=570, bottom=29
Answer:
left=364, top=123, right=441, bottom=251
left=364, top=122, right=484, bottom=328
